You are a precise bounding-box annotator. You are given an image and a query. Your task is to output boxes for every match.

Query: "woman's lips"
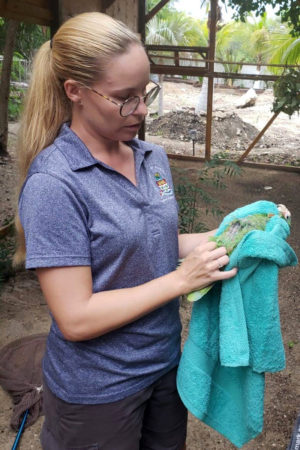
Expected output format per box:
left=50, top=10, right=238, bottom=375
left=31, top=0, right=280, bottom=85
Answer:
left=127, top=123, right=141, bottom=126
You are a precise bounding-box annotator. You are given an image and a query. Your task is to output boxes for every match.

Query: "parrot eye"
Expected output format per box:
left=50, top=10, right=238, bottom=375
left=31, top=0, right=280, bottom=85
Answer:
left=277, top=204, right=291, bottom=221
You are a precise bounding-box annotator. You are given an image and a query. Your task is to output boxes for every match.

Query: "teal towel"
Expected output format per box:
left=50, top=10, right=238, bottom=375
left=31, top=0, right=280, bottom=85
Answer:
left=177, top=201, right=298, bottom=448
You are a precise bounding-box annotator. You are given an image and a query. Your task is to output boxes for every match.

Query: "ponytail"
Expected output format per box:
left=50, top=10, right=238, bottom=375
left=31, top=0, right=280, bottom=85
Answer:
left=17, top=41, right=71, bottom=184
left=14, top=41, right=71, bottom=266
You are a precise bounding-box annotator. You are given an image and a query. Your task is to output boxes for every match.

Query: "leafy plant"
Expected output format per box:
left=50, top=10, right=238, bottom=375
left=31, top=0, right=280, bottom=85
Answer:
left=225, top=0, right=300, bottom=37
left=8, top=84, right=25, bottom=121
left=0, top=21, right=50, bottom=60
left=172, top=158, right=242, bottom=234
left=272, top=68, right=300, bottom=117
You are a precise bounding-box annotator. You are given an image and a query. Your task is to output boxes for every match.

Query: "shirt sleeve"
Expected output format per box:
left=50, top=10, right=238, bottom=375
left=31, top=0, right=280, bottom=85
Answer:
left=19, top=172, right=91, bottom=269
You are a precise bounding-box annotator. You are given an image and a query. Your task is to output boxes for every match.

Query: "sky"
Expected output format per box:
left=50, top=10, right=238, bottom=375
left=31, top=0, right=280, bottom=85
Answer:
left=174, top=0, right=278, bottom=22
left=174, top=0, right=234, bottom=21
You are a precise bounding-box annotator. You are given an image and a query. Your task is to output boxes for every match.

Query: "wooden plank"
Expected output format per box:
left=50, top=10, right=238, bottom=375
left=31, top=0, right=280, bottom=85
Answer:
left=211, top=71, right=280, bottom=82
left=101, top=0, right=116, bottom=11
left=148, top=53, right=207, bottom=63
left=22, top=0, right=50, bottom=6
left=237, top=111, right=280, bottom=163
left=149, top=64, right=280, bottom=81
left=147, top=44, right=208, bottom=53
left=138, top=0, right=146, bottom=42
left=0, top=9, right=52, bottom=25
left=105, top=0, right=138, bottom=33
left=7, top=0, right=53, bottom=20
left=167, top=154, right=300, bottom=173
left=0, top=0, right=54, bottom=24
left=145, top=0, right=170, bottom=23
left=150, top=64, right=209, bottom=76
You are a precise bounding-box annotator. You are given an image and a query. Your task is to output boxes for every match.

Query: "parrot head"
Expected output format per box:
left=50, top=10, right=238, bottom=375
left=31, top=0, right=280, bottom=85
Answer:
left=277, top=204, right=291, bottom=224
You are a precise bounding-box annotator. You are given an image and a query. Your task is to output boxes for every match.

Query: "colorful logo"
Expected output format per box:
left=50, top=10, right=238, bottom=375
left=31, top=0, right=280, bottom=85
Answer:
left=154, top=172, right=173, bottom=198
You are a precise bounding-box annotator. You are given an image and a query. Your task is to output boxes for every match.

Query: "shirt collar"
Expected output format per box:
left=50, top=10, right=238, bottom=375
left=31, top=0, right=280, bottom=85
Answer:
left=55, top=123, right=152, bottom=172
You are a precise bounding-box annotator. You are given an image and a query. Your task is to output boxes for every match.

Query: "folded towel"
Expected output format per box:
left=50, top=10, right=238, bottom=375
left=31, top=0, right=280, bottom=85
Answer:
left=177, top=201, right=298, bottom=448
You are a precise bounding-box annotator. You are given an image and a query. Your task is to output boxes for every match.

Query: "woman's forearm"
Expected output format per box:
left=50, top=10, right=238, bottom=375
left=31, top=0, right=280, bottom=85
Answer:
left=79, top=271, right=184, bottom=340
left=37, top=238, right=236, bottom=342
left=38, top=266, right=185, bottom=342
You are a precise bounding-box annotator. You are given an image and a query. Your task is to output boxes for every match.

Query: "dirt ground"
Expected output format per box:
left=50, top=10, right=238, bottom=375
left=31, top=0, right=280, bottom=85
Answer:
left=0, top=83, right=299, bottom=449
left=146, top=82, right=300, bottom=166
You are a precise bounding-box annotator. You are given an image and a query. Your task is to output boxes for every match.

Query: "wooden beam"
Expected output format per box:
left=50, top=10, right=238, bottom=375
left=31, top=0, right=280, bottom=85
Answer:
left=145, top=0, right=170, bottom=23
left=167, top=154, right=300, bottom=174
left=101, top=0, right=116, bottom=12
left=138, top=0, right=146, bottom=43
left=150, top=65, right=209, bottom=76
left=147, top=45, right=208, bottom=53
left=50, top=0, right=59, bottom=35
left=211, top=72, right=280, bottom=82
left=0, top=0, right=54, bottom=26
left=149, top=65, right=280, bottom=81
left=148, top=54, right=207, bottom=63
left=237, top=111, right=280, bottom=164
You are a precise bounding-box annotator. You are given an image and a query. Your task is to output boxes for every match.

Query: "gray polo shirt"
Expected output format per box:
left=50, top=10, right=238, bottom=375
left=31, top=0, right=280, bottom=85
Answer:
left=19, top=123, right=181, bottom=404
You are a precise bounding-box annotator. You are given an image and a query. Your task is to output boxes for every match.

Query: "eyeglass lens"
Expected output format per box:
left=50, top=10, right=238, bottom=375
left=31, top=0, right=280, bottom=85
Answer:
left=120, top=84, right=160, bottom=117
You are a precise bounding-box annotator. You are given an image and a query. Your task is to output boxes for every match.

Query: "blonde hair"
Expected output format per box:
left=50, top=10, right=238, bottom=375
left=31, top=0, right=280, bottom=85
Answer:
left=14, top=12, right=141, bottom=266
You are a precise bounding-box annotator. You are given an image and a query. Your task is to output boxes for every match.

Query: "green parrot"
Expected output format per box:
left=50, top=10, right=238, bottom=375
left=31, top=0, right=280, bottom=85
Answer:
left=186, top=204, right=291, bottom=302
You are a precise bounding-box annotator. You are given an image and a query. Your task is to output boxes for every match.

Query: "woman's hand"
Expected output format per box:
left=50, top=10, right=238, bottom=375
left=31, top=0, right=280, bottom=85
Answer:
left=176, top=241, right=237, bottom=295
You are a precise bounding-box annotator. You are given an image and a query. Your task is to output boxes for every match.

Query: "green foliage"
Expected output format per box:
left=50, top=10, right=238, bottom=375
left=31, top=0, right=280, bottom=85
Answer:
left=146, top=0, right=177, bottom=18
left=145, top=3, right=297, bottom=77
left=224, top=0, right=300, bottom=37
left=272, top=68, right=300, bottom=117
left=266, top=32, right=300, bottom=73
left=172, top=159, right=242, bottom=234
left=8, top=84, right=25, bottom=121
left=0, top=20, right=49, bottom=60
left=0, top=52, right=27, bottom=82
left=10, top=53, right=26, bottom=81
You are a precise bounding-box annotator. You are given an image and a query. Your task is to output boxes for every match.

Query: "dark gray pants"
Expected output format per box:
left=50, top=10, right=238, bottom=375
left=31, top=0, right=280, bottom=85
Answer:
left=41, top=367, right=187, bottom=450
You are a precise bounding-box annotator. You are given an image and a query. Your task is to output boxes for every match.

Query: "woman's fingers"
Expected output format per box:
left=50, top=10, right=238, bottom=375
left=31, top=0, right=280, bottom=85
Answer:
left=178, top=242, right=238, bottom=295
left=213, top=254, right=230, bottom=271
left=218, top=267, right=238, bottom=279
left=197, top=245, right=229, bottom=272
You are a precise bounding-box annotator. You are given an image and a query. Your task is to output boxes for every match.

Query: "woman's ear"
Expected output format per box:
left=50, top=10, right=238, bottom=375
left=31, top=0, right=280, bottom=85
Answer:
left=64, top=80, right=83, bottom=105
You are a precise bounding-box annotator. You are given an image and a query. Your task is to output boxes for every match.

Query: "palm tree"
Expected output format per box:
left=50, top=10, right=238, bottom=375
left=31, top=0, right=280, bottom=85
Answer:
left=146, top=9, right=200, bottom=115
left=264, top=26, right=300, bottom=74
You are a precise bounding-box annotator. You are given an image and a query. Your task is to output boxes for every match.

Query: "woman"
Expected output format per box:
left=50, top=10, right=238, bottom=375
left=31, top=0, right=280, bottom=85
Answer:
left=15, top=12, right=237, bottom=450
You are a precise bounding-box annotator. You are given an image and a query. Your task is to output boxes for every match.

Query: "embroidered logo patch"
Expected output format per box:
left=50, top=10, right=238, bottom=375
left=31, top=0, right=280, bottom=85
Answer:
left=154, top=172, right=173, bottom=198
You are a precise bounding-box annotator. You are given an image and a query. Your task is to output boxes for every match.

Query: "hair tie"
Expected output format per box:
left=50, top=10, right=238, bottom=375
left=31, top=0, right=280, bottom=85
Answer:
left=50, top=39, right=53, bottom=49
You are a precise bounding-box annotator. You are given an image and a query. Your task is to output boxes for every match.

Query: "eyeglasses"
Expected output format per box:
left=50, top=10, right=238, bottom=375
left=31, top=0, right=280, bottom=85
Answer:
left=83, top=81, right=161, bottom=117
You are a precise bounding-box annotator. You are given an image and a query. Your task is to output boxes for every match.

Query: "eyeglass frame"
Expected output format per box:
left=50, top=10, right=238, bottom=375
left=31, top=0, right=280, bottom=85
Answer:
left=81, top=80, right=161, bottom=117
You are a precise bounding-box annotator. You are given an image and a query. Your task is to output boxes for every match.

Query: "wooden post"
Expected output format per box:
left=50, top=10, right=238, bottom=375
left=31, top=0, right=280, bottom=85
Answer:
left=0, top=18, right=18, bottom=157
left=205, top=0, right=217, bottom=161
left=145, top=0, right=171, bottom=23
left=138, top=0, right=146, bottom=140
left=237, top=111, right=280, bottom=164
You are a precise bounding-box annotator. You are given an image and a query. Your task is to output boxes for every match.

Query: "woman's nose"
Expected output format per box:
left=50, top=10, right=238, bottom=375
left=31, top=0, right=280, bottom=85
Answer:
left=134, top=98, right=148, bottom=116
